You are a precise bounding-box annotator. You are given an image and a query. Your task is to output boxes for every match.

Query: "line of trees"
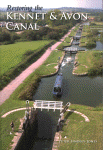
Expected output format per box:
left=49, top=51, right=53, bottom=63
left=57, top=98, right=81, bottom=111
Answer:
left=20, top=24, right=73, bottom=41
left=0, top=9, right=81, bottom=44
left=0, top=24, right=75, bottom=44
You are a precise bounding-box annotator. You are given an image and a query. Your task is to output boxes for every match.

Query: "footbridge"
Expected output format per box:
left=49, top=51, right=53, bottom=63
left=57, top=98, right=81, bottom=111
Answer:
left=63, top=47, right=85, bottom=53
left=73, top=35, right=81, bottom=40
left=72, top=41, right=80, bottom=45
left=33, top=100, right=63, bottom=112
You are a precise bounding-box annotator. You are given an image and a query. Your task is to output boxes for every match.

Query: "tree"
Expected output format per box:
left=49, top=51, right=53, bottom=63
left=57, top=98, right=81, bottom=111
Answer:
left=91, top=29, right=99, bottom=36
left=47, top=31, right=60, bottom=40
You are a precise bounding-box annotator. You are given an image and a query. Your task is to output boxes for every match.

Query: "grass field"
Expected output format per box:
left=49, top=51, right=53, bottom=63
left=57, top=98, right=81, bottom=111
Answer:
left=57, top=41, right=71, bottom=50
left=79, top=37, right=88, bottom=47
left=81, top=31, right=88, bottom=37
left=0, top=110, right=27, bottom=150
left=74, top=51, right=103, bottom=74
left=0, top=40, right=51, bottom=75
left=80, top=37, right=88, bottom=43
left=91, top=22, right=103, bottom=26
left=90, top=25, right=103, bottom=29
left=81, top=25, right=89, bottom=37
left=68, top=25, right=79, bottom=37
left=65, top=37, right=72, bottom=43
left=58, top=104, right=103, bottom=150
left=68, top=30, right=77, bottom=37
left=79, top=43, right=87, bottom=47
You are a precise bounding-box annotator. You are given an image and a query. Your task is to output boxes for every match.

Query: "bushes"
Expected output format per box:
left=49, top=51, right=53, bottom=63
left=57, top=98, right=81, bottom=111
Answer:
left=88, top=67, right=103, bottom=76
left=0, top=29, right=20, bottom=44
left=86, top=42, right=96, bottom=48
left=20, top=25, right=70, bottom=41
left=22, top=50, right=34, bottom=60
left=18, top=75, right=41, bottom=100
left=91, top=29, right=99, bottom=36
left=88, top=53, right=103, bottom=76
left=100, top=32, right=103, bottom=42
left=90, top=22, right=96, bottom=26
left=0, top=25, right=71, bottom=44
left=47, top=31, right=60, bottom=40
left=65, top=37, right=71, bottom=43
left=87, top=29, right=99, bottom=38
left=57, top=42, right=71, bottom=50
left=57, top=43, right=64, bottom=50
left=0, top=30, right=11, bottom=41
left=86, top=29, right=99, bottom=48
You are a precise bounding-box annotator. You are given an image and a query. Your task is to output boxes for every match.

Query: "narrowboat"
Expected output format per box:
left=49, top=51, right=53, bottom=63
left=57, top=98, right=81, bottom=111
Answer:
left=53, top=73, right=63, bottom=96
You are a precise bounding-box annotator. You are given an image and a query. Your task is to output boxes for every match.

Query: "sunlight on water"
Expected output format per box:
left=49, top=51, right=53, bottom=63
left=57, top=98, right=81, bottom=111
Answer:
left=61, top=57, right=72, bottom=67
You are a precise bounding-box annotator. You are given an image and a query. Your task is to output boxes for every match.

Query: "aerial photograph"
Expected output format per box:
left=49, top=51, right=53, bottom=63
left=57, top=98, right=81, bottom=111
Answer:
left=0, top=0, right=103, bottom=150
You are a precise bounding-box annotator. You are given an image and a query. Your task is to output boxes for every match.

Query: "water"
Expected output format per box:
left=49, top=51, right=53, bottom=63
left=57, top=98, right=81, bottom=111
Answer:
left=31, top=110, right=60, bottom=150
left=93, top=41, right=103, bottom=51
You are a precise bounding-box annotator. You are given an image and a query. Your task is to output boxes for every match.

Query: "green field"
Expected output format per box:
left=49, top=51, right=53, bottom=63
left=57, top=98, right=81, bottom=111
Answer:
left=0, top=110, right=27, bottom=150
left=81, top=31, right=88, bottom=37
left=0, top=40, right=50, bottom=75
left=81, top=25, right=89, bottom=37
left=68, top=25, right=79, bottom=37
left=91, top=22, right=103, bottom=26
left=65, top=37, right=72, bottom=43
left=58, top=104, right=102, bottom=150
left=74, top=51, right=103, bottom=75
left=68, top=30, right=77, bottom=37
left=79, top=37, right=88, bottom=47
left=90, top=26, right=103, bottom=28
left=80, top=37, right=88, bottom=43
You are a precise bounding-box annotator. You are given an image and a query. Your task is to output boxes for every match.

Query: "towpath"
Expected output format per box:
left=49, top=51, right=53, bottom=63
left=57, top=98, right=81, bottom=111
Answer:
left=0, top=27, right=75, bottom=105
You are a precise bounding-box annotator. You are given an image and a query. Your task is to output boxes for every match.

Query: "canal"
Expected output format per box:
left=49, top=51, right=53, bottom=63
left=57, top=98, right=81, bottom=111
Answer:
left=31, top=24, right=103, bottom=150
left=33, top=52, right=103, bottom=107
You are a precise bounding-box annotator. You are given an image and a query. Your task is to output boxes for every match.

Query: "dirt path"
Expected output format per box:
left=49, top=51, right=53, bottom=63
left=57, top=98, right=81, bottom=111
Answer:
left=0, top=27, right=75, bottom=105
left=1, top=108, right=27, bottom=118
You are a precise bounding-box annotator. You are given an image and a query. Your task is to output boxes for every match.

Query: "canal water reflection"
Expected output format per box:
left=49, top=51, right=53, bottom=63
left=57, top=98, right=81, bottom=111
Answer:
left=31, top=110, right=60, bottom=150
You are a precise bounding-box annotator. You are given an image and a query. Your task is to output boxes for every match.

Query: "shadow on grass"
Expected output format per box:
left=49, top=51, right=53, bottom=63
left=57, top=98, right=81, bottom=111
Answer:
left=59, top=109, right=76, bottom=131
left=64, top=109, right=76, bottom=123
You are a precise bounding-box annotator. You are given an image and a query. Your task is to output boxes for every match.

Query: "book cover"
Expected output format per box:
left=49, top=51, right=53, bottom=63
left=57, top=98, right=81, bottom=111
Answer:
left=0, top=0, right=103, bottom=150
